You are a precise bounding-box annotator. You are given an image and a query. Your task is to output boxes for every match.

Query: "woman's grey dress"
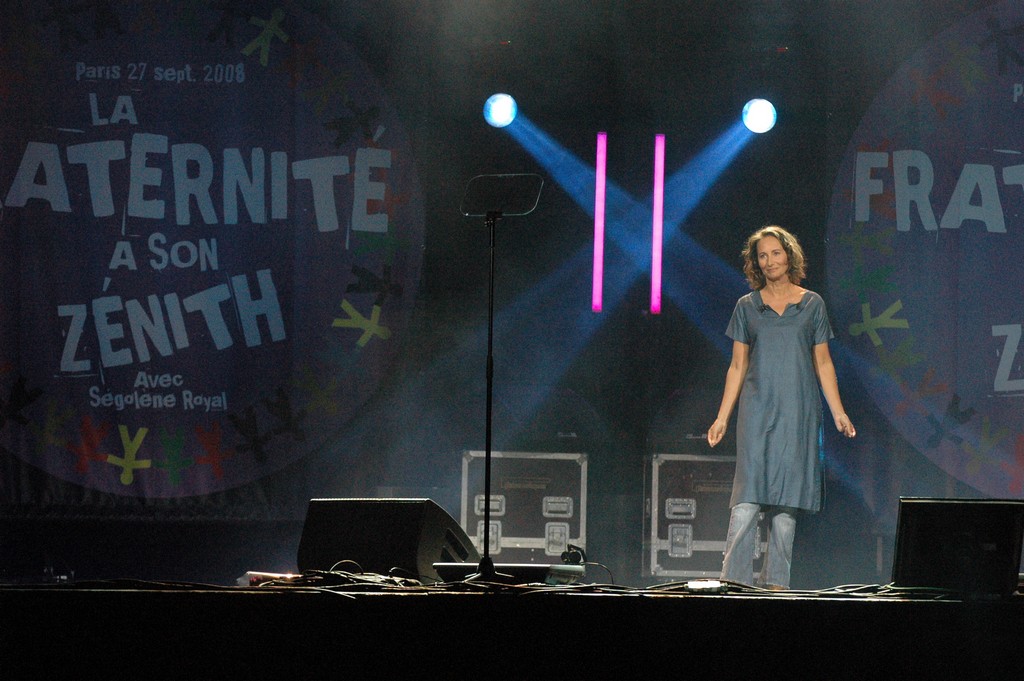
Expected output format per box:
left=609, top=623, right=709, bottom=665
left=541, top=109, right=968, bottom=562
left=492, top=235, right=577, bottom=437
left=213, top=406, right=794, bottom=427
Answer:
left=726, top=289, right=833, bottom=512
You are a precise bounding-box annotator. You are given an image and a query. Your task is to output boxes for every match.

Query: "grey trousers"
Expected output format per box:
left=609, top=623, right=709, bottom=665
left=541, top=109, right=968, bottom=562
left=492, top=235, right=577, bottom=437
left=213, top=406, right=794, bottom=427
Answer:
left=720, top=502, right=797, bottom=588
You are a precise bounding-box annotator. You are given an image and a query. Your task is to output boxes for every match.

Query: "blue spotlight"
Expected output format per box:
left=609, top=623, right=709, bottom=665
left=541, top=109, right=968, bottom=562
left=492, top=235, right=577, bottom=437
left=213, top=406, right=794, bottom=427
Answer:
left=483, top=93, right=518, bottom=127
left=742, top=98, right=777, bottom=133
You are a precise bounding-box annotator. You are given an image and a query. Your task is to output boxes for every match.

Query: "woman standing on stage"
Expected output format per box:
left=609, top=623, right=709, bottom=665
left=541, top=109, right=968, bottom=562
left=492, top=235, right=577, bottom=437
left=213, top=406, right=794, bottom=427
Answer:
left=707, top=225, right=856, bottom=589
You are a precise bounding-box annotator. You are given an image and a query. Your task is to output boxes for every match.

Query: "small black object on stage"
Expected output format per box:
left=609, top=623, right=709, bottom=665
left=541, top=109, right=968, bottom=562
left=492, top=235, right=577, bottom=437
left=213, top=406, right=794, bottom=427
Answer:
left=459, top=173, right=543, bottom=583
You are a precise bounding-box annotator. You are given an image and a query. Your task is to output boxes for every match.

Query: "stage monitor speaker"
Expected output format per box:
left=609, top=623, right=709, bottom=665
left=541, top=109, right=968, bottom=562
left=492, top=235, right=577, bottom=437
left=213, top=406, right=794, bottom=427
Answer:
left=296, top=498, right=480, bottom=582
left=891, top=497, right=1024, bottom=598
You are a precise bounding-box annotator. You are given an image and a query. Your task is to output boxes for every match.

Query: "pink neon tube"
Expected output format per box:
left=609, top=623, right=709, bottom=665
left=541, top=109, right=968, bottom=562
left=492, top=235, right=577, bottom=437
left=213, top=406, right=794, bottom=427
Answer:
left=592, top=132, right=607, bottom=312
left=651, top=134, right=665, bottom=314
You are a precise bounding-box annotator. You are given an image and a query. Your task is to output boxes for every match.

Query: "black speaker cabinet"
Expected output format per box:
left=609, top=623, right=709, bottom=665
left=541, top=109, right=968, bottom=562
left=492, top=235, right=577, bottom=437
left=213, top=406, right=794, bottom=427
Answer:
left=296, top=498, right=479, bottom=582
left=891, top=497, right=1024, bottom=598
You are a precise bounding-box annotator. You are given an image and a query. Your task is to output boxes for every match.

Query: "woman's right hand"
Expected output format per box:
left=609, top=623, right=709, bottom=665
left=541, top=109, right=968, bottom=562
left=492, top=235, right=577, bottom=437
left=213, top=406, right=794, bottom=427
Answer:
left=707, top=419, right=727, bottom=447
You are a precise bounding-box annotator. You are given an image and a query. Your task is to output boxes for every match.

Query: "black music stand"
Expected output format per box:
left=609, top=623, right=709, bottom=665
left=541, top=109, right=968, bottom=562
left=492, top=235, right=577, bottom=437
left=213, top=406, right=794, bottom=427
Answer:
left=460, top=173, right=543, bottom=582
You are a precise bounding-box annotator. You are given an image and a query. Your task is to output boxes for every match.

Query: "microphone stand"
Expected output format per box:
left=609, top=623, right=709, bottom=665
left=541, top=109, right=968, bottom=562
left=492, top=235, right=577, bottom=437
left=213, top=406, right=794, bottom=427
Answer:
left=459, top=174, right=543, bottom=584
left=474, top=210, right=502, bottom=582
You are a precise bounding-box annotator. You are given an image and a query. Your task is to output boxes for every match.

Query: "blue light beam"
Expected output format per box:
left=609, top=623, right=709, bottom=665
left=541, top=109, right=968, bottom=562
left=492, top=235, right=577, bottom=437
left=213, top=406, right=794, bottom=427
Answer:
left=504, top=114, right=755, bottom=352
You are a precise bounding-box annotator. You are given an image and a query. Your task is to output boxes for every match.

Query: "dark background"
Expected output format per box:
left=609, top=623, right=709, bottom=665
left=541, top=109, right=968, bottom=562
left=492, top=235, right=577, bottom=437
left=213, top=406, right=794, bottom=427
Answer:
left=0, top=0, right=1001, bottom=589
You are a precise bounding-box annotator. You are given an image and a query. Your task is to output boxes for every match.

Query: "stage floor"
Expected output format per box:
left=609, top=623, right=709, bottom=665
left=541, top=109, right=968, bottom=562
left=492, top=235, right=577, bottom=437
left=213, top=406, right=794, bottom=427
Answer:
left=2, top=576, right=1023, bottom=679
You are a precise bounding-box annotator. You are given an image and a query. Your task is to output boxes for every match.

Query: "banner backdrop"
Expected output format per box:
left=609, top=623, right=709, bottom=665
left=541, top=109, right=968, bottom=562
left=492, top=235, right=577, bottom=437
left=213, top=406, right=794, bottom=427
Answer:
left=0, top=3, right=423, bottom=500
left=827, top=0, right=1024, bottom=500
